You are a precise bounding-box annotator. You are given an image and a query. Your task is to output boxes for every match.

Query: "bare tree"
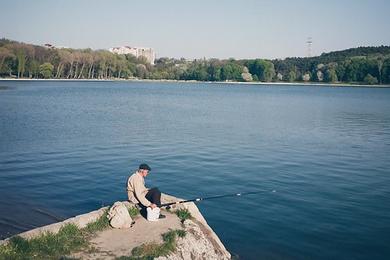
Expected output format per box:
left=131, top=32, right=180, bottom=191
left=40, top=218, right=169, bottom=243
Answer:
left=0, top=47, right=14, bottom=74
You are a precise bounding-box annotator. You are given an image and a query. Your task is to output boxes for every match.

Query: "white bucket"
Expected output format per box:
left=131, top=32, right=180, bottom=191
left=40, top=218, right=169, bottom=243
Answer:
left=146, top=207, right=160, bottom=221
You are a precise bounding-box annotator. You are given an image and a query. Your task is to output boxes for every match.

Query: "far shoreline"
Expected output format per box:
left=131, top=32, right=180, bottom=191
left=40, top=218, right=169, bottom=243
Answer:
left=1, top=77, right=389, bottom=88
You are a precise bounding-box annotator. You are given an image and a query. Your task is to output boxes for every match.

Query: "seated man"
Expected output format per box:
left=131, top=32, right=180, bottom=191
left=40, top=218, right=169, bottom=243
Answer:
left=127, top=163, right=165, bottom=219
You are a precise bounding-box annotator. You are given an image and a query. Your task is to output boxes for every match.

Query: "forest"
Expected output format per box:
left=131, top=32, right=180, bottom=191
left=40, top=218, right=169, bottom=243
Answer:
left=1, top=38, right=390, bottom=85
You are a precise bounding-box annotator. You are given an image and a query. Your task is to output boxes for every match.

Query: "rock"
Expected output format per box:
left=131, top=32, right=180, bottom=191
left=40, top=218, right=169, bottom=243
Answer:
left=0, top=195, right=232, bottom=259
left=156, top=219, right=230, bottom=260
left=160, top=194, right=231, bottom=259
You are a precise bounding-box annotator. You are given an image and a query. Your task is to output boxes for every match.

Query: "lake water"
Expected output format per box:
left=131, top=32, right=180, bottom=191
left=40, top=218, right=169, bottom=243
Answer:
left=0, top=80, right=389, bottom=259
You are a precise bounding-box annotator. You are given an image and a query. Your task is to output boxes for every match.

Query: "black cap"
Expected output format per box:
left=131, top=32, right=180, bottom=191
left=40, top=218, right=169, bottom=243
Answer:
left=139, top=163, right=151, bottom=171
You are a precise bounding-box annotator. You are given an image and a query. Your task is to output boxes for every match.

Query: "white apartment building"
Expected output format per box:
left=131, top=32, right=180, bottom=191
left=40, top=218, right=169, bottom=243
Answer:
left=109, top=46, right=156, bottom=64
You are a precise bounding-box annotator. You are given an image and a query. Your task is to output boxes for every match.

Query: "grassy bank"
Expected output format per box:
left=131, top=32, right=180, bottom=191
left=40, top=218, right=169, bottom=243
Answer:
left=0, top=206, right=140, bottom=260
left=0, top=223, right=86, bottom=260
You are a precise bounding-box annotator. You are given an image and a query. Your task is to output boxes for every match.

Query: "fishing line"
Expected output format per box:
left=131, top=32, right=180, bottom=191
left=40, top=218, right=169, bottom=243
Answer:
left=160, top=189, right=276, bottom=208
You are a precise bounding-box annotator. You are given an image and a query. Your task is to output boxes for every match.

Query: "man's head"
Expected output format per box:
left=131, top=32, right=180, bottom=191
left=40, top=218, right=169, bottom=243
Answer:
left=138, top=163, right=151, bottom=177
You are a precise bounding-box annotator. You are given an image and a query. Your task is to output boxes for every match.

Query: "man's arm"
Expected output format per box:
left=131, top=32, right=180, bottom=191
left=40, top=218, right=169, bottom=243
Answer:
left=133, top=177, right=152, bottom=207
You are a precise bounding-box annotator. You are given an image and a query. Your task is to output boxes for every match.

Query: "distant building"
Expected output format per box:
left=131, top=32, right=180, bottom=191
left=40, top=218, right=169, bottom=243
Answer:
left=42, top=43, right=68, bottom=49
left=109, top=46, right=155, bottom=64
left=43, top=43, right=55, bottom=49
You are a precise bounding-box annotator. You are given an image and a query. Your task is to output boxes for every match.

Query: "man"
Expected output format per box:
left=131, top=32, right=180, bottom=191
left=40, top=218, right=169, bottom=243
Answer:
left=127, top=163, right=165, bottom=219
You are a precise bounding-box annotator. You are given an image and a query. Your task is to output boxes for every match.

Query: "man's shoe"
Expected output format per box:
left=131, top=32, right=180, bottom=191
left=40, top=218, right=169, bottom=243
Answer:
left=159, top=214, right=166, bottom=219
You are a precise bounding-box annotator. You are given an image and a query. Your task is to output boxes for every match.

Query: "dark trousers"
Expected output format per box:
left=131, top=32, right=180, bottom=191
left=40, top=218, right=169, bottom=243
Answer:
left=145, top=187, right=162, bottom=207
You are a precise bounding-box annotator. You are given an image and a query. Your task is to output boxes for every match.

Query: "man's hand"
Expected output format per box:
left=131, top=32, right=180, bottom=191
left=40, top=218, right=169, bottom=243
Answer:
left=150, top=203, right=157, bottom=209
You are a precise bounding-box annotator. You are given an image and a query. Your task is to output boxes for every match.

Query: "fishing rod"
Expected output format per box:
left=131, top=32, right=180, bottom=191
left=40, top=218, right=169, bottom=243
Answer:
left=160, top=189, right=276, bottom=208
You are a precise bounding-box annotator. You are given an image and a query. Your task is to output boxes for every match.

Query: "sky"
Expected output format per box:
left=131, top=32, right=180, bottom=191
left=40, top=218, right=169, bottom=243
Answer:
left=1, top=0, right=390, bottom=59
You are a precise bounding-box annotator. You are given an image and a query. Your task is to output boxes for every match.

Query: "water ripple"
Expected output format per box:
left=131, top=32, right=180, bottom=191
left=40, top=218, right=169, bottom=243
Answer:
left=1, top=81, right=390, bottom=259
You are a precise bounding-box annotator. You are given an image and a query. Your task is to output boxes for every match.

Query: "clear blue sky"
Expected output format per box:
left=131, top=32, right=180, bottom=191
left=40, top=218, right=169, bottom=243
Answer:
left=1, top=0, right=389, bottom=59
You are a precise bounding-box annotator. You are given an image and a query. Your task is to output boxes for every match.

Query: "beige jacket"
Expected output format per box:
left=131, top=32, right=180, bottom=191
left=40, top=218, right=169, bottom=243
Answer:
left=127, top=171, right=151, bottom=207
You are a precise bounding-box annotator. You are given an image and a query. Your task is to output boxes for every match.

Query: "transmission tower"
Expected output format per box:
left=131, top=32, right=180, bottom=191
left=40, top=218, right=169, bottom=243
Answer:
left=306, top=37, right=313, bottom=57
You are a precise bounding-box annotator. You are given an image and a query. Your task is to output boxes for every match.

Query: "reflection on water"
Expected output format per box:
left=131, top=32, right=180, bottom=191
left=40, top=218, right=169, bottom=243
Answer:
left=0, top=80, right=390, bottom=259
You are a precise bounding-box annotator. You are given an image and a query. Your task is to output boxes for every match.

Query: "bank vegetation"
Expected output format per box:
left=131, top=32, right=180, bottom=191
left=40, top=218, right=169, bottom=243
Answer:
left=1, top=38, right=390, bottom=85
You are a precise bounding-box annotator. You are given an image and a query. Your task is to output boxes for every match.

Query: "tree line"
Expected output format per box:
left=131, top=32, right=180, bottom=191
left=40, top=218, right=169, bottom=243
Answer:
left=1, top=38, right=390, bottom=85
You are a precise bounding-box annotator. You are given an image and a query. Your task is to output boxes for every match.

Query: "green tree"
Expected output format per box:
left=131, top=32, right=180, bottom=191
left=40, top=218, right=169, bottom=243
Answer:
left=364, top=73, right=378, bottom=85
left=335, top=63, right=346, bottom=81
left=172, top=65, right=185, bottom=80
left=115, top=55, right=128, bottom=78
left=286, top=70, right=296, bottom=82
left=377, top=57, right=384, bottom=84
left=0, top=47, right=14, bottom=74
left=39, top=62, right=54, bottom=78
left=127, top=63, right=136, bottom=77
left=27, top=60, right=40, bottom=78
left=324, top=69, right=338, bottom=83
left=136, top=64, right=148, bottom=78
left=184, top=62, right=208, bottom=81
left=221, top=62, right=243, bottom=81
left=207, top=62, right=222, bottom=81
left=247, top=59, right=275, bottom=82
left=381, top=58, right=390, bottom=84
left=2, top=38, right=390, bottom=85
left=16, top=48, right=26, bottom=78
left=343, top=57, right=378, bottom=82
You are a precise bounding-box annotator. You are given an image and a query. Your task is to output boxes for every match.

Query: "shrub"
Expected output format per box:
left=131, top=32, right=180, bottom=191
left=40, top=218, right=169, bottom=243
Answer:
left=364, top=73, right=378, bottom=85
left=127, top=230, right=186, bottom=259
left=175, top=208, right=192, bottom=222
